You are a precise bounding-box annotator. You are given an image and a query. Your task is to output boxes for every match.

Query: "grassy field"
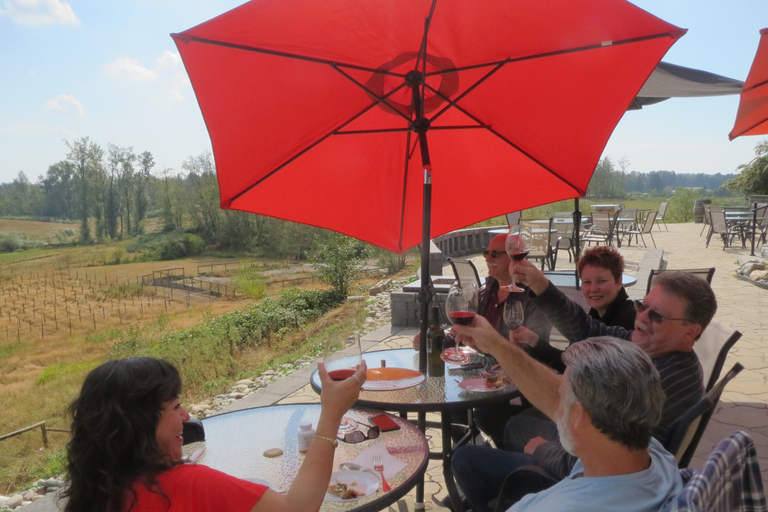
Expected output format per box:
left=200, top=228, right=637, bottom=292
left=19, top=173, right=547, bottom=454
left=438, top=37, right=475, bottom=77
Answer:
left=0, top=220, right=395, bottom=493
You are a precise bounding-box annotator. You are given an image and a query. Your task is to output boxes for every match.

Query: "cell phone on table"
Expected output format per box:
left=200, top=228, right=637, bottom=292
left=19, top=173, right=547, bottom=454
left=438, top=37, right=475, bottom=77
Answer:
left=370, top=414, right=400, bottom=431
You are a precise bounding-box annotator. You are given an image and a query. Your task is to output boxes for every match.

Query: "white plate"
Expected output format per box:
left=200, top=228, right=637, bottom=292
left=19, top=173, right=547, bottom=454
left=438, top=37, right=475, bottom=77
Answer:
left=363, top=368, right=425, bottom=391
left=458, top=377, right=513, bottom=393
left=325, top=470, right=379, bottom=501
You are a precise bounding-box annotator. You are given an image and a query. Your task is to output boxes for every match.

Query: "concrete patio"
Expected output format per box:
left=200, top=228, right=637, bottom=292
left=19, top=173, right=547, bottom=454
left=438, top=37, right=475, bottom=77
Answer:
left=24, top=221, right=768, bottom=511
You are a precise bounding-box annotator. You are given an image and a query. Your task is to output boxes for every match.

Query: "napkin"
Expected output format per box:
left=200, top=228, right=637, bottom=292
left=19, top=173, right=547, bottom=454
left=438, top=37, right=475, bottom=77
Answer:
left=348, top=441, right=406, bottom=479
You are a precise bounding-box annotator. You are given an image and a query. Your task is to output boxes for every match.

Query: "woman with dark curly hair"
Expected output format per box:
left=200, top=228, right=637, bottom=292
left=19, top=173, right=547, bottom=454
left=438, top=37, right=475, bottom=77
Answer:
left=62, top=357, right=366, bottom=512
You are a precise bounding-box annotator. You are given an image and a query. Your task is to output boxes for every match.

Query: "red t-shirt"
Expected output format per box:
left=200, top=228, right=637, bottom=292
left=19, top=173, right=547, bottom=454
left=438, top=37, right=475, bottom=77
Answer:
left=129, top=464, right=267, bottom=512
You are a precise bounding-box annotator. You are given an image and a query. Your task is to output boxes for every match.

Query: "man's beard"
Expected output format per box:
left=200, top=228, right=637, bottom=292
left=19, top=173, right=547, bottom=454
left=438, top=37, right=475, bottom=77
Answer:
left=557, top=403, right=576, bottom=455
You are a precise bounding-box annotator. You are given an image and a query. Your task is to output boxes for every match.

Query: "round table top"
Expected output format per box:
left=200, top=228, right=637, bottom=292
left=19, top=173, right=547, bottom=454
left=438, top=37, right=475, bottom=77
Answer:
left=310, top=349, right=519, bottom=413
left=184, top=403, right=429, bottom=512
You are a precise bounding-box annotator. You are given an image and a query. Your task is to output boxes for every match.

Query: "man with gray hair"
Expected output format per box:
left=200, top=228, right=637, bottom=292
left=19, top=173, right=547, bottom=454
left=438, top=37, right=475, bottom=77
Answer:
left=452, top=319, right=682, bottom=511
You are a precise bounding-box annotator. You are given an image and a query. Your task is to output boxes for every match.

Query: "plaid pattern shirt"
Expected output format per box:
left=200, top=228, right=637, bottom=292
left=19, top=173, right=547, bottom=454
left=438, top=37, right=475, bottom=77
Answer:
left=662, top=430, right=767, bottom=512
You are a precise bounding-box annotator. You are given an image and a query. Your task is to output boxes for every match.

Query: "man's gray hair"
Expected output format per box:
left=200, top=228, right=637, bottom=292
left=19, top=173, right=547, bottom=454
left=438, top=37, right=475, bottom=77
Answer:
left=652, top=272, right=717, bottom=337
left=562, top=337, right=665, bottom=450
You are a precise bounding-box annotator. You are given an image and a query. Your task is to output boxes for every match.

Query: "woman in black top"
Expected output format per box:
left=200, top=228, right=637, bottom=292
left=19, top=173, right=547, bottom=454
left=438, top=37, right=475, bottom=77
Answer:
left=577, top=246, right=636, bottom=329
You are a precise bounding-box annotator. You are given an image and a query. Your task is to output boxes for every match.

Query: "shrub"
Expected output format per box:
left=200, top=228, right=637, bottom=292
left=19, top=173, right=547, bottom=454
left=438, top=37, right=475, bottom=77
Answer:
left=0, top=236, right=19, bottom=253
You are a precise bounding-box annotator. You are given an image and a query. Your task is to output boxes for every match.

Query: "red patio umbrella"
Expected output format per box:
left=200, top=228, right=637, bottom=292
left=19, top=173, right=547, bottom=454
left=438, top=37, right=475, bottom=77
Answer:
left=172, top=0, right=684, bottom=376
left=730, top=28, right=768, bottom=140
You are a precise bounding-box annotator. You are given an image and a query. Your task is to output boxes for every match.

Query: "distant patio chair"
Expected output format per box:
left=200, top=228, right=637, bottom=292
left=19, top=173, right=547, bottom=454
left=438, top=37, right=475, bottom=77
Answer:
left=519, top=217, right=554, bottom=270
left=706, top=207, right=740, bottom=249
left=505, top=211, right=521, bottom=227
left=580, top=211, right=620, bottom=249
left=623, top=209, right=657, bottom=248
left=656, top=201, right=669, bottom=231
left=551, top=220, right=575, bottom=270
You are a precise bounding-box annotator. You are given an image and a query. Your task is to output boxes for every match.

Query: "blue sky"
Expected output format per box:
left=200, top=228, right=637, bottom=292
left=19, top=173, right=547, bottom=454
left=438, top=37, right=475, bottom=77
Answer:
left=1, top=0, right=766, bottom=185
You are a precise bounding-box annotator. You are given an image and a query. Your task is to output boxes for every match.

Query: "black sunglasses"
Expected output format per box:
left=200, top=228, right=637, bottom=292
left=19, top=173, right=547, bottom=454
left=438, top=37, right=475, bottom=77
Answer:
left=483, top=249, right=507, bottom=258
left=633, top=300, right=689, bottom=324
left=337, top=423, right=380, bottom=444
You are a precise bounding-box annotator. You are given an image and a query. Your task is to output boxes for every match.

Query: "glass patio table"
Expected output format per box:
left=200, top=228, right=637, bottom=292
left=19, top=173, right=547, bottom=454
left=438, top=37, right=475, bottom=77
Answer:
left=310, top=348, right=520, bottom=512
left=182, top=403, right=429, bottom=512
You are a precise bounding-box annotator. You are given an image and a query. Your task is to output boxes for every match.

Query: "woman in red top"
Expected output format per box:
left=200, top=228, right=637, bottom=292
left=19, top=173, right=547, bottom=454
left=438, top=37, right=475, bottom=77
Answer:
left=62, top=357, right=366, bottom=512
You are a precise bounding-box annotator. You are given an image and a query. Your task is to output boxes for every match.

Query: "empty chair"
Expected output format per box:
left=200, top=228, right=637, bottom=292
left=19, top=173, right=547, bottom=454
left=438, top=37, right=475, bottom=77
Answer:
left=581, top=211, right=620, bottom=249
left=623, top=209, right=658, bottom=248
left=447, top=257, right=483, bottom=290
left=706, top=207, right=740, bottom=249
left=692, top=319, right=742, bottom=392
left=519, top=218, right=554, bottom=270
left=505, top=211, right=522, bottom=227
left=656, top=201, right=669, bottom=231
left=647, top=268, right=716, bottom=295
left=550, top=220, right=575, bottom=270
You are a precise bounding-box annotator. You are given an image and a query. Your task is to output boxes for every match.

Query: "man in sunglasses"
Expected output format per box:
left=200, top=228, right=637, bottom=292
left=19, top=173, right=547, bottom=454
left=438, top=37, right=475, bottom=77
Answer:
left=449, top=259, right=715, bottom=511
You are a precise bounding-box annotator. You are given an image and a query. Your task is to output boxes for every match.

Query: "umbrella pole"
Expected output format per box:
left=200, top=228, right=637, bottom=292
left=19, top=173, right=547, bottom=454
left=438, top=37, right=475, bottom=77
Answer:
left=417, top=136, right=432, bottom=375
left=573, top=198, right=581, bottom=289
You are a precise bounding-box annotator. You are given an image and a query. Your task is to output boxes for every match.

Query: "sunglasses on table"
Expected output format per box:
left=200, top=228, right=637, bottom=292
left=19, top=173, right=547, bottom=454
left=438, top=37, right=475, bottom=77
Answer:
left=483, top=249, right=507, bottom=258
left=338, top=423, right=380, bottom=444
left=632, top=300, right=690, bottom=324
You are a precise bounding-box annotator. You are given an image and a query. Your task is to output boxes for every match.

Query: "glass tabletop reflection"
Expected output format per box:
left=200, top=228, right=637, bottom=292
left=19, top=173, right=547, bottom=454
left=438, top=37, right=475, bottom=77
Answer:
left=183, top=403, right=429, bottom=512
left=310, top=349, right=519, bottom=412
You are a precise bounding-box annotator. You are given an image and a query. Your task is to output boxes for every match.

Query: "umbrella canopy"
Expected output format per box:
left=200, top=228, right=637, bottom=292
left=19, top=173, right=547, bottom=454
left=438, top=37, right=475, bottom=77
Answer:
left=730, top=28, right=768, bottom=140
left=172, top=0, right=684, bottom=254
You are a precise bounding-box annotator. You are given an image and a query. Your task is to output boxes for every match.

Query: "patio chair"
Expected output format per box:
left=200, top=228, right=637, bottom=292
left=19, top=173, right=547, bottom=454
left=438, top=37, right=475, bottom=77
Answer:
left=699, top=205, right=712, bottom=237
left=692, top=319, right=742, bottom=392
left=646, top=267, right=716, bottom=295
left=661, top=430, right=767, bottom=512
left=656, top=201, right=669, bottom=231
left=505, top=211, right=522, bottom=227
left=447, top=258, right=483, bottom=291
left=580, top=210, right=620, bottom=249
left=622, top=209, right=657, bottom=248
left=664, top=363, right=744, bottom=468
left=519, top=217, right=554, bottom=270
left=182, top=418, right=206, bottom=444
left=550, top=220, right=575, bottom=270
left=706, top=207, right=741, bottom=249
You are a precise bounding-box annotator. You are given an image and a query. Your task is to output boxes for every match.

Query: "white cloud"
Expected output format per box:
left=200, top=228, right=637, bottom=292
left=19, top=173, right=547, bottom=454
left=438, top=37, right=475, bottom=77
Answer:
left=0, top=0, right=79, bottom=26
left=3, top=122, right=76, bottom=137
left=103, top=57, right=157, bottom=82
left=44, top=94, right=84, bottom=116
left=157, top=50, right=181, bottom=71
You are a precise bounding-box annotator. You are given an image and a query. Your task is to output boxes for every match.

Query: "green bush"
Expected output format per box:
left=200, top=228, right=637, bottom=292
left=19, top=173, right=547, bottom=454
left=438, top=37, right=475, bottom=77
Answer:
left=0, top=236, right=19, bottom=253
left=667, top=188, right=705, bottom=223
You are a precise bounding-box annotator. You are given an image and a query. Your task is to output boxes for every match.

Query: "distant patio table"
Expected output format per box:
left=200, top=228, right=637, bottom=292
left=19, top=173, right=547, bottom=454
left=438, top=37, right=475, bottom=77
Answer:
left=184, top=403, right=429, bottom=512
left=310, top=348, right=520, bottom=512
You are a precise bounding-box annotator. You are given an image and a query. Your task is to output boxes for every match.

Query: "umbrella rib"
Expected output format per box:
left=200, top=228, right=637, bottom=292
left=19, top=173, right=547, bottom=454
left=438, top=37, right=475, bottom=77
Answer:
left=332, top=65, right=415, bottom=125
left=742, top=78, right=768, bottom=94
left=336, top=125, right=487, bottom=135
left=184, top=35, right=405, bottom=77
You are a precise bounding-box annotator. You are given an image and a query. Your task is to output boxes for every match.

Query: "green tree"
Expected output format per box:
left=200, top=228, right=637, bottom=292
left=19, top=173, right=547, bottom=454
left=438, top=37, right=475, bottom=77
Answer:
left=66, top=137, right=104, bottom=244
left=134, top=151, right=154, bottom=234
left=725, top=140, right=768, bottom=197
left=667, top=187, right=704, bottom=223
left=312, top=233, right=368, bottom=297
left=183, top=151, right=221, bottom=239
left=586, top=157, right=626, bottom=199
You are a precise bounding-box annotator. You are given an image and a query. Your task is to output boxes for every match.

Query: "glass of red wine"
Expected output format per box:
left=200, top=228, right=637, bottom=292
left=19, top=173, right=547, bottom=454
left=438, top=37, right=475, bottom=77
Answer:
left=442, top=281, right=478, bottom=364
left=503, top=301, right=525, bottom=333
left=500, top=228, right=532, bottom=292
left=323, top=333, right=362, bottom=432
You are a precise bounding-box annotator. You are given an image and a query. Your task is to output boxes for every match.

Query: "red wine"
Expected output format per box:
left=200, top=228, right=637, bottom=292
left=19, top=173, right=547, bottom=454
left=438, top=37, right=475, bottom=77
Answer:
left=449, top=311, right=476, bottom=325
left=328, top=369, right=356, bottom=381
left=512, top=251, right=529, bottom=261
left=507, top=322, right=520, bottom=331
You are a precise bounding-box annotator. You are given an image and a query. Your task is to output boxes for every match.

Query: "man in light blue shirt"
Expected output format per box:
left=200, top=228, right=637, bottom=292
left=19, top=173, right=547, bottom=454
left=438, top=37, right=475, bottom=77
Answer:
left=452, top=321, right=682, bottom=512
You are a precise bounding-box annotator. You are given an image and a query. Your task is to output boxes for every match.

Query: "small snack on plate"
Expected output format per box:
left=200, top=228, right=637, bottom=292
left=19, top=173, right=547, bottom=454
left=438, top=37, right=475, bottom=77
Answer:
left=263, top=448, right=283, bottom=458
left=480, top=371, right=511, bottom=389
left=327, top=482, right=363, bottom=500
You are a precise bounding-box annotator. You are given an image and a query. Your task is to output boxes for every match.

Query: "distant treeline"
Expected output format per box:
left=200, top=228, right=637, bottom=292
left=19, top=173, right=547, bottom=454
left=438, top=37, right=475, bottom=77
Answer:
left=0, top=137, right=338, bottom=259
left=622, top=170, right=736, bottom=194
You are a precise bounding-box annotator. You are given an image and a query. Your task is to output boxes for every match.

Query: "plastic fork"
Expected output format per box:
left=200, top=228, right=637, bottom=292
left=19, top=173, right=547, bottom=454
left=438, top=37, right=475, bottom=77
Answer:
left=373, top=455, right=391, bottom=492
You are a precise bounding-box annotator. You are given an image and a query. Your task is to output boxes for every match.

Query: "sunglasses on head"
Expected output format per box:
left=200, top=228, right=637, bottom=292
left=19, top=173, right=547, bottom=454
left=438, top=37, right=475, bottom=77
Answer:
left=633, top=300, right=689, bottom=324
left=483, top=249, right=506, bottom=258
left=337, top=423, right=380, bottom=444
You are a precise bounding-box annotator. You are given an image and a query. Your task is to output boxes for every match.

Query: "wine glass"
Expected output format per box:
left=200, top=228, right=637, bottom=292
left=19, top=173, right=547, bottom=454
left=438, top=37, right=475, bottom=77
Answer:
left=500, top=228, right=532, bottom=292
left=503, top=301, right=525, bottom=332
left=323, top=333, right=362, bottom=432
left=442, top=281, right=478, bottom=364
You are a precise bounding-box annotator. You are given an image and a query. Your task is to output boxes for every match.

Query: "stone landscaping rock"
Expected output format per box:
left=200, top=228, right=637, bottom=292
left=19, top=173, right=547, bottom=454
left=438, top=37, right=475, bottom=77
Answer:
left=6, top=494, right=23, bottom=509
